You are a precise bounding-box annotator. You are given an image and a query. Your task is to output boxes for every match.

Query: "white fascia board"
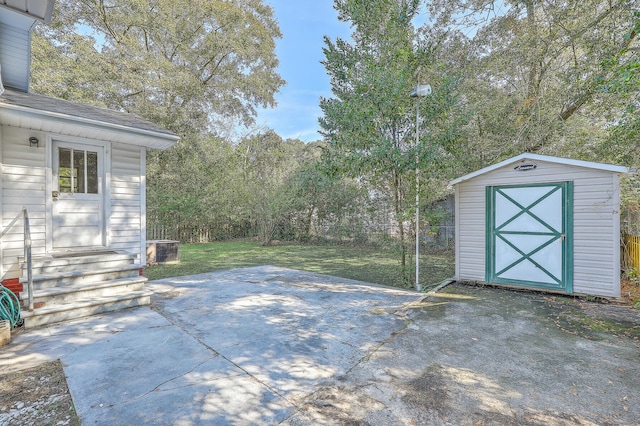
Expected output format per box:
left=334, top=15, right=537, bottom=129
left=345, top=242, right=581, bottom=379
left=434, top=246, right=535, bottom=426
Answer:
left=450, top=153, right=628, bottom=185
left=0, top=102, right=179, bottom=149
left=0, top=1, right=54, bottom=23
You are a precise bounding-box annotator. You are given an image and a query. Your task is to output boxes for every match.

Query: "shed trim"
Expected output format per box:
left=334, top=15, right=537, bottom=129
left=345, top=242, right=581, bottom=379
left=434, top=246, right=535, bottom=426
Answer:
left=451, top=153, right=628, bottom=185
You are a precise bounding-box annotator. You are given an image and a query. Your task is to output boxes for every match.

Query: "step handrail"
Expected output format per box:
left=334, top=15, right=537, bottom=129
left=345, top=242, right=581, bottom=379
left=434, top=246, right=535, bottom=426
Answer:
left=23, top=207, right=34, bottom=311
left=0, top=207, right=33, bottom=311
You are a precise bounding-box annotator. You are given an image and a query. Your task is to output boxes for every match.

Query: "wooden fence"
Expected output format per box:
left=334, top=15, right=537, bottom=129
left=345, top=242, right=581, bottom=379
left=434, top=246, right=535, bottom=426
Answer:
left=623, top=234, right=640, bottom=272
left=622, top=204, right=640, bottom=272
left=147, top=224, right=251, bottom=243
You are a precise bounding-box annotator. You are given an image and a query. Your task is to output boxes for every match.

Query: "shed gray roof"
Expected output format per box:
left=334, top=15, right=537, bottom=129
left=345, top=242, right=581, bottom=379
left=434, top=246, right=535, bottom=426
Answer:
left=1, top=88, right=177, bottom=137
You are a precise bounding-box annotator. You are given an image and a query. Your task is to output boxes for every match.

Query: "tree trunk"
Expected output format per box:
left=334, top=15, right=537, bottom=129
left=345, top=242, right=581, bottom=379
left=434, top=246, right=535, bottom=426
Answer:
left=303, top=205, right=315, bottom=241
left=392, top=170, right=409, bottom=285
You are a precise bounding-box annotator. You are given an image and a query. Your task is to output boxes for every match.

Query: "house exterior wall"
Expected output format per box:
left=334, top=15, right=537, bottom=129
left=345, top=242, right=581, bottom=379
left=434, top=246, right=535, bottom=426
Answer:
left=0, top=124, right=147, bottom=280
left=455, top=160, right=622, bottom=297
left=109, top=142, right=144, bottom=262
left=0, top=20, right=31, bottom=91
left=0, top=125, right=46, bottom=279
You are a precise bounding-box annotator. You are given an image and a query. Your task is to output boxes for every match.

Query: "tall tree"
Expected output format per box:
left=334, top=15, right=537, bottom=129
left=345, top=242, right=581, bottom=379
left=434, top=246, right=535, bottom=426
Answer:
left=31, top=0, right=285, bottom=136
left=320, top=0, right=466, bottom=284
left=236, top=131, right=307, bottom=245
left=596, top=10, right=640, bottom=166
left=30, top=0, right=286, bottom=240
left=426, top=0, right=639, bottom=163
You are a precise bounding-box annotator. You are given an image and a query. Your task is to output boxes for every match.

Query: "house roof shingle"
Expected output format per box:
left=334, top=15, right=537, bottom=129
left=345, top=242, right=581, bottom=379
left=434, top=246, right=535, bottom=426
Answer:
left=1, top=88, right=177, bottom=137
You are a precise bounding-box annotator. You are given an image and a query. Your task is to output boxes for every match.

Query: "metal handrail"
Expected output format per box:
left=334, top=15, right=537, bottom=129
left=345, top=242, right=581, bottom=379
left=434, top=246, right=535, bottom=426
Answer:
left=0, top=207, right=33, bottom=311
left=23, top=207, right=34, bottom=311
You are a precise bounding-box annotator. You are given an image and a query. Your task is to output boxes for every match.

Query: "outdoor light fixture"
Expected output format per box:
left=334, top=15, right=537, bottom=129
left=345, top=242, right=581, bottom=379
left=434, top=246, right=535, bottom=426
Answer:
left=411, top=84, right=432, bottom=97
left=29, top=137, right=39, bottom=148
left=411, top=83, right=432, bottom=292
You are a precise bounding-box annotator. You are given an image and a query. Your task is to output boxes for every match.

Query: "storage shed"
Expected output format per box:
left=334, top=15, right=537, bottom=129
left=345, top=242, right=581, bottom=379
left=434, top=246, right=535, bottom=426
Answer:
left=451, top=153, right=628, bottom=297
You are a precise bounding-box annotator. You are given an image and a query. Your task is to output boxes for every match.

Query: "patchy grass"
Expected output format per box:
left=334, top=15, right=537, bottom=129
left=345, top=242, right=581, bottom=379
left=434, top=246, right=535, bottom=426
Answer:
left=144, top=241, right=455, bottom=290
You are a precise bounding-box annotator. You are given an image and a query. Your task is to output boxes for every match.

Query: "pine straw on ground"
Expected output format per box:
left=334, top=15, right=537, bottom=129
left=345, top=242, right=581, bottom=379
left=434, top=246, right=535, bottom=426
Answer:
left=0, top=359, right=80, bottom=426
left=620, top=279, right=640, bottom=308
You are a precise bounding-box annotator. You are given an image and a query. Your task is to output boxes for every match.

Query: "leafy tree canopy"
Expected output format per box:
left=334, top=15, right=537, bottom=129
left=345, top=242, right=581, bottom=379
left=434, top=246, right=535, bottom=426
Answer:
left=31, top=0, right=285, bottom=137
left=425, top=0, right=639, bottom=164
left=320, top=0, right=468, bottom=282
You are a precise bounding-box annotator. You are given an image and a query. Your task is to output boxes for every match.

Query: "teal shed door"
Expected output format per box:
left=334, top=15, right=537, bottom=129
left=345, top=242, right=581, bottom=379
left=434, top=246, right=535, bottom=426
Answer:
left=486, top=182, right=573, bottom=293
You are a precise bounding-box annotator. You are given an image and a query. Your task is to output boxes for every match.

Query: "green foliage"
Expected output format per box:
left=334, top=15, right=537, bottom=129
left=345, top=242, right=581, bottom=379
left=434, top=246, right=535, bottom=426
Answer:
left=426, top=0, right=639, bottom=165
left=31, top=0, right=284, bottom=135
left=236, top=131, right=308, bottom=245
left=320, top=0, right=467, bottom=284
left=594, top=10, right=640, bottom=166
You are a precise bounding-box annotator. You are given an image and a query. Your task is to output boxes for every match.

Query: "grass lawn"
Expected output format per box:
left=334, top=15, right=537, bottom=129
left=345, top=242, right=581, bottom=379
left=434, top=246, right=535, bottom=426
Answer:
left=144, top=241, right=455, bottom=290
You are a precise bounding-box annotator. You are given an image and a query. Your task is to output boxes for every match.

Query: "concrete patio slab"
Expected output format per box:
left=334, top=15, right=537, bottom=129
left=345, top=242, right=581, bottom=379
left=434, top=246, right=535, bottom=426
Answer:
left=1, top=266, right=421, bottom=424
left=285, top=283, right=640, bottom=425
left=2, top=266, right=639, bottom=425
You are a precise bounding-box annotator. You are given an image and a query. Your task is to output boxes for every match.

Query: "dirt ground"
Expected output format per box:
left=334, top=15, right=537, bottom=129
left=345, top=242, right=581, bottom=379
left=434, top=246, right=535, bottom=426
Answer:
left=620, top=278, right=640, bottom=307
left=0, top=359, right=80, bottom=426
left=1, top=279, right=639, bottom=425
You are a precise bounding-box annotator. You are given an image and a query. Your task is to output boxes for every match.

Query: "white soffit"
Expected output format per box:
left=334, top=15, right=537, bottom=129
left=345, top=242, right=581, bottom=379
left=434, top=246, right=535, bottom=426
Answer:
left=0, top=0, right=54, bottom=23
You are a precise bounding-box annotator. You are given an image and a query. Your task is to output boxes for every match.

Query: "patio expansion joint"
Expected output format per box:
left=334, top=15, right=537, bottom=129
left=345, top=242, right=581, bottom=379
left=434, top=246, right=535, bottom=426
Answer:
left=343, top=317, right=412, bottom=377
left=153, top=308, right=304, bottom=412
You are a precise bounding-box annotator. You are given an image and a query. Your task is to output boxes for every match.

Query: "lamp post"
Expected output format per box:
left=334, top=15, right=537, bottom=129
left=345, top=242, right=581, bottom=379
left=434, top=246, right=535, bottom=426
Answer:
left=410, top=84, right=431, bottom=291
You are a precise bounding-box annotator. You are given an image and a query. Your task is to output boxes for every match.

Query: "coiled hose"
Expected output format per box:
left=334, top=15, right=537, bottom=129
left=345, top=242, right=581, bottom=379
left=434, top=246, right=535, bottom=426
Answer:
left=0, top=285, right=21, bottom=328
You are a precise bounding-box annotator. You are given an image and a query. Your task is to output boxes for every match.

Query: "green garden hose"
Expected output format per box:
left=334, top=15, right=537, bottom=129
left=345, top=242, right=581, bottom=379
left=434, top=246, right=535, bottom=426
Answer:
left=0, top=285, right=21, bottom=328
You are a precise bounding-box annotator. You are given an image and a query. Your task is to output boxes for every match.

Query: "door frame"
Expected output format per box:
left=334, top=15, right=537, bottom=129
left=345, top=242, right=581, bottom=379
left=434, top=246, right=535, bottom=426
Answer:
left=485, top=181, right=573, bottom=293
left=46, top=135, right=111, bottom=253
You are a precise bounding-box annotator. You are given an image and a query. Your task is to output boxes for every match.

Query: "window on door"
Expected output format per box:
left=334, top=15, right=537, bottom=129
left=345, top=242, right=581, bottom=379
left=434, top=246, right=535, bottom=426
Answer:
left=58, top=148, right=99, bottom=194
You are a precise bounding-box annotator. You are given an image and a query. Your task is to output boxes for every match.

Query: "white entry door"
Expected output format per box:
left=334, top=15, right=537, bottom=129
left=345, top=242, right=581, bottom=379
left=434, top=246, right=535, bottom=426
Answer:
left=52, top=141, right=105, bottom=250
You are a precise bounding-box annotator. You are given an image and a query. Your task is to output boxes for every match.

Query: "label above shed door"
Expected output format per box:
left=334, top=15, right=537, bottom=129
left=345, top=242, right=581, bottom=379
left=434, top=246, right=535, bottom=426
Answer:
left=513, top=163, right=537, bottom=171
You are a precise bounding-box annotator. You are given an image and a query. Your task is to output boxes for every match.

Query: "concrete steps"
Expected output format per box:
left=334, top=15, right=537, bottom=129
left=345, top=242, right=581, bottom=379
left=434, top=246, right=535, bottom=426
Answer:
left=19, top=291, right=151, bottom=328
left=28, top=253, right=137, bottom=274
left=24, top=264, right=143, bottom=289
left=19, top=251, right=149, bottom=328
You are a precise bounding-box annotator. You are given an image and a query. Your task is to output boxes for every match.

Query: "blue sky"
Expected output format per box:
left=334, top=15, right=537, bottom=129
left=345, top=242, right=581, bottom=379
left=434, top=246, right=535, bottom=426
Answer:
left=256, top=1, right=431, bottom=142
left=255, top=1, right=351, bottom=142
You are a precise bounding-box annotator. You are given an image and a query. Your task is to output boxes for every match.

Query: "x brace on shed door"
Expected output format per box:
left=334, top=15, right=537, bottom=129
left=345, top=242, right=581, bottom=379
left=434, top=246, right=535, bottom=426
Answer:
left=486, top=182, right=573, bottom=293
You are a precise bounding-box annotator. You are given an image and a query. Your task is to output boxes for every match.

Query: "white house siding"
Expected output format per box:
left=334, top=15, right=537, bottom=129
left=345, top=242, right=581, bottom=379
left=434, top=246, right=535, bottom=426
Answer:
left=110, top=143, right=143, bottom=262
left=0, top=21, right=30, bottom=92
left=455, top=160, right=621, bottom=297
left=0, top=125, right=46, bottom=279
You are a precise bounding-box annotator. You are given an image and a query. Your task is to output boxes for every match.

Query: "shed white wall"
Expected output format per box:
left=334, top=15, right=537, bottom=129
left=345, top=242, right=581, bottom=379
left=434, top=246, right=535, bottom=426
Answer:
left=0, top=125, right=146, bottom=280
left=455, top=160, right=622, bottom=297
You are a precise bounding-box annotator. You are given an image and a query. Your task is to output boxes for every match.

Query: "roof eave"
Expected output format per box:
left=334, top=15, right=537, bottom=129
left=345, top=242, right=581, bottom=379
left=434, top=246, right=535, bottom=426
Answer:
left=0, top=102, right=179, bottom=150
left=0, top=1, right=55, bottom=23
left=451, top=153, right=628, bottom=186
